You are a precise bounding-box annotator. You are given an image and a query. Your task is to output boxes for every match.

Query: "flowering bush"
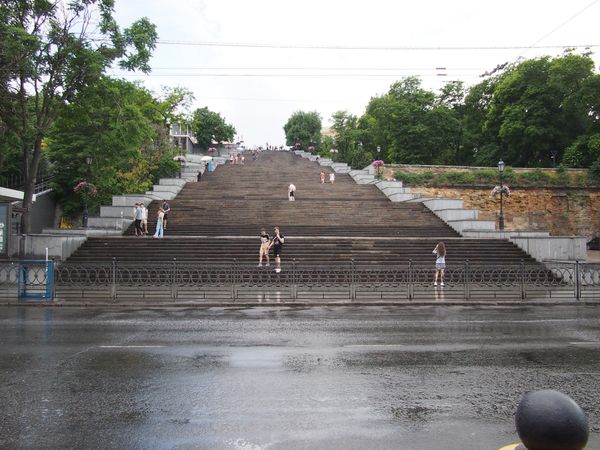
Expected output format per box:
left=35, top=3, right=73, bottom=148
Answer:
left=372, top=160, right=385, bottom=168
left=491, top=184, right=511, bottom=197
left=73, top=181, right=97, bottom=197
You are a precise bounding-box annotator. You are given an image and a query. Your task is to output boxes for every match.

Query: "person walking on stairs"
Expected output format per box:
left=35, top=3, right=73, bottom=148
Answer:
left=153, top=208, right=165, bottom=238
left=258, top=228, right=270, bottom=267
left=329, top=172, right=335, bottom=184
left=288, top=183, right=296, bottom=201
left=433, top=242, right=446, bottom=287
left=320, top=171, right=326, bottom=184
left=269, top=227, right=285, bottom=273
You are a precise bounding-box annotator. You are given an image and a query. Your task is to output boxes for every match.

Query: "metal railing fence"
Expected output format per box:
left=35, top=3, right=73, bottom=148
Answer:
left=1, top=259, right=599, bottom=303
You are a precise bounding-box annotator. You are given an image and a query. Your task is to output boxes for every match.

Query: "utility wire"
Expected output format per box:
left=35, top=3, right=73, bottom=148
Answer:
left=514, top=0, right=599, bottom=61
left=87, top=37, right=599, bottom=51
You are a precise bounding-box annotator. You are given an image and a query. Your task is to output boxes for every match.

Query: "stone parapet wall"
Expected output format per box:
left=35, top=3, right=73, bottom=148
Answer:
left=383, top=164, right=589, bottom=176
left=409, top=186, right=600, bottom=239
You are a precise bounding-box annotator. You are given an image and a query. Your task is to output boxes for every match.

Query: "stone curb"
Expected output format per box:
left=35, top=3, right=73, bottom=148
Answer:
left=2, top=301, right=599, bottom=308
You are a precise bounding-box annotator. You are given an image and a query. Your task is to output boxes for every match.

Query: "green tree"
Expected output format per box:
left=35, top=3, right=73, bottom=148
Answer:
left=363, top=77, right=458, bottom=165
left=191, top=107, right=236, bottom=149
left=47, top=77, right=177, bottom=218
left=283, top=111, right=322, bottom=149
left=485, top=53, right=597, bottom=167
left=460, top=77, right=502, bottom=165
left=0, top=0, right=157, bottom=232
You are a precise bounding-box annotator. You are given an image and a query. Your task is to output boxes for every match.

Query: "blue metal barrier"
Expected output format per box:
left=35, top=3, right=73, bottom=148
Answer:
left=17, top=260, right=54, bottom=301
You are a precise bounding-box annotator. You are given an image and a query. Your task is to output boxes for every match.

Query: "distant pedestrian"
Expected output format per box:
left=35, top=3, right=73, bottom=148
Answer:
left=269, top=226, right=285, bottom=273
left=241, top=154, right=245, bottom=164
left=140, top=203, right=148, bottom=235
left=153, top=208, right=165, bottom=238
left=329, top=172, right=335, bottom=184
left=288, top=183, right=296, bottom=201
left=197, top=169, right=202, bottom=182
left=161, top=200, right=171, bottom=229
left=229, top=154, right=234, bottom=164
left=132, top=203, right=143, bottom=236
left=258, top=228, right=270, bottom=267
left=320, top=171, right=326, bottom=184
left=433, top=242, right=446, bottom=287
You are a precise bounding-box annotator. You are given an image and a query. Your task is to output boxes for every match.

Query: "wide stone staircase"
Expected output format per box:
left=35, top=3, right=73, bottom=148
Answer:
left=66, top=151, right=538, bottom=268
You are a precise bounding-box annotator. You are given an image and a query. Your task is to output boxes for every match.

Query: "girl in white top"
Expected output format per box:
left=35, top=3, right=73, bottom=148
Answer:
left=329, top=172, right=335, bottom=184
left=433, top=242, right=446, bottom=287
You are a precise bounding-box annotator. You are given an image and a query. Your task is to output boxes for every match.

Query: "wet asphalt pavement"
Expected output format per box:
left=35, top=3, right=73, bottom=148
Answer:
left=0, top=305, right=599, bottom=450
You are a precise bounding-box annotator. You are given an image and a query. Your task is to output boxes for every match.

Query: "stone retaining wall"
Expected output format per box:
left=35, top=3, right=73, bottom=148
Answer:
left=409, top=186, right=600, bottom=239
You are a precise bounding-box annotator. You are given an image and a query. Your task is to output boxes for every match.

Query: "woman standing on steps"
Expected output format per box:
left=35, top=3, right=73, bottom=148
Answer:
left=433, top=242, right=446, bottom=287
left=153, top=207, right=165, bottom=238
left=258, top=228, right=270, bottom=267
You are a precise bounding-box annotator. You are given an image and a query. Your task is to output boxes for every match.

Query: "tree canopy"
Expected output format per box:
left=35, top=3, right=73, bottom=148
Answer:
left=320, top=52, right=600, bottom=171
left=47, top=77, right=178, bottom=218
left=0, top=0, right=157, bottom=232
left=191, top=107, right=236, bottom=149
left=283, top=111, right=322, bottom=149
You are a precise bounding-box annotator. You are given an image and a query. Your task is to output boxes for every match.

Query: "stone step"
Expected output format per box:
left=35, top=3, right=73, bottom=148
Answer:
left=435, top=209, right=479, bottom=222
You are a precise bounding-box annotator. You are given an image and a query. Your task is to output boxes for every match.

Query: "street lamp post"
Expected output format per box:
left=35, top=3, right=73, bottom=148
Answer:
left=550, top=150, right=558, bottom=168
left=498, top=159, right=505, bottom=231
left=82, top=155, right=92, bottom=228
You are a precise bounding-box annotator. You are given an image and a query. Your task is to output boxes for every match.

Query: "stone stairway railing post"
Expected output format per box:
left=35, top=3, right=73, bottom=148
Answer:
left=464, top=259, right=470, bottom=300
left=350, top=259, right=356, bottom=302
left=111, top=257, right=117, bottom=302
left=171, top=258, right=178, bottom=301
left=232, top=259, right=237, bottom=301
left=575, top=260, right=581, bottom=300
left=520, top=259, right=526, bottom=300
left=408, top=259, right=413, bottom=300
left=291, top=259, right=297, bottom=301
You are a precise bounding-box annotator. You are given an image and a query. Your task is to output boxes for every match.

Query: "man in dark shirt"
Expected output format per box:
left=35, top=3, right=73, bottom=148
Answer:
left=269, top=226, right=285, bottom=273
left=161, top=200, right=171, bottom=229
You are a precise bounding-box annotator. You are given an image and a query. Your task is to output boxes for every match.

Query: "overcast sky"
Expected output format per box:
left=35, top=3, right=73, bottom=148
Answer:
left=110, top=0, right=600, bottom=148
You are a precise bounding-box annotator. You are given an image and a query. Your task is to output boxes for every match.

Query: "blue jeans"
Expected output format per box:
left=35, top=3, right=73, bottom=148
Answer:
left=154, top=221, right=163, bottom=237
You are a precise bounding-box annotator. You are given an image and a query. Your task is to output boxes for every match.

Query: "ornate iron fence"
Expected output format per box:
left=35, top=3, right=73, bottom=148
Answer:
left=2, top=258, right=600, bottom=303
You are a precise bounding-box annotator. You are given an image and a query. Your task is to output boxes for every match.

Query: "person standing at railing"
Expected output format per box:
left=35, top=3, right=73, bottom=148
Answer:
left=433, top=242, right=446, bottom=287
left=153, top=207, right=165, bottom=238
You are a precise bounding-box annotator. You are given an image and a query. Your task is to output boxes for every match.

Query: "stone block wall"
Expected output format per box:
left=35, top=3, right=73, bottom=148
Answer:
left=409, top=186, right=600, bottom=239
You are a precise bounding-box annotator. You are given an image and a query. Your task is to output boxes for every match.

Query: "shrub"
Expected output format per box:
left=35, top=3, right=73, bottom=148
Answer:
left=394, top=170, right=433, bottom=185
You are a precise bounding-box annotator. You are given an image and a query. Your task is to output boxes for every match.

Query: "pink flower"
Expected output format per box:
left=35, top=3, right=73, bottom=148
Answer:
left=491, top=185, right=511, bottom=197
left=74, top=181, right=97, bottom=196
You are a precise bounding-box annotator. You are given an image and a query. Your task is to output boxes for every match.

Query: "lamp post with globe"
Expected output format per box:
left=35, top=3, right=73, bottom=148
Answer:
left=498, top=159, right=505, bottom=230
left=82, top=155, right=92, bottom=227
